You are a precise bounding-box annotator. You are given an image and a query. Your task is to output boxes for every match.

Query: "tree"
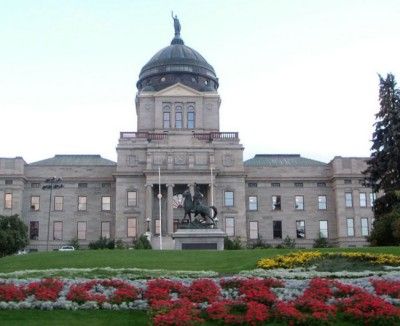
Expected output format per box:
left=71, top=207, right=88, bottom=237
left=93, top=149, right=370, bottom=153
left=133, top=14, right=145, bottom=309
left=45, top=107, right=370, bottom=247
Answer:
left=364, top=74, right=400, bottom=245
left=0, top=215, right=29, bottom=257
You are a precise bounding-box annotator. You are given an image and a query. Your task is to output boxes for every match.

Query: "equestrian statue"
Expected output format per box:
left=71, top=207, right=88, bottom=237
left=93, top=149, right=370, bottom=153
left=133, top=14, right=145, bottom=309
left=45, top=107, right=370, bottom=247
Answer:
left=182, top=185, right=217, bottom=227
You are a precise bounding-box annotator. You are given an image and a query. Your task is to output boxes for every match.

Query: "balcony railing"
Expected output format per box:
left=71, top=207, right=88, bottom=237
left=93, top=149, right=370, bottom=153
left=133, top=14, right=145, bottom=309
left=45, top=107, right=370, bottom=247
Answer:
left=120, top=132, right=167, bottom=140
left=193, top=132, right=239, bottom=141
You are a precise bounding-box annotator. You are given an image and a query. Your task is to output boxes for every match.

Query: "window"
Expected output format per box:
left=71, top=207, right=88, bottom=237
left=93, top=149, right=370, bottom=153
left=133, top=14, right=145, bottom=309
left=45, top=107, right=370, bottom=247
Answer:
left=294, top=182, right=303, bottom=188
left=163, top=112, right=170, bottom=128
left=127, top=191, right=137, bottom=207
left=30, top=221, right=39, bottom=240
left=296, top=220, right=305, bottom=238
left=127, top=217, right=137, bottom=238
left=102, top=183, right=111, bottom=188
left=271, top=183, right=280, bottom=188
left=361, top=218, right=369, bottom=236
left=318, top=195, right=327, bottom=210
left=31, top=183, right=40, bottom=188
left=370, top=193, right=376, bottom=207
left=54, top=196, right=63, bottom=211
left=4, top=193, right=12, bottom=209
left=78, top=183, right=87, bottom=188
left=249, top=221, right=258, bottom=239
left=78, top=196, right=87, bottom=211
left=175, top=111, right=182, bottom=128
left=77, top=222, right=86, bottom=240
left=53, top=221, right=63, bottom=240
left=272, top=195, right=281, bottom=211
left=225, top=217, right=235, bottom=236
left=224, top=191, right=234, bottom=207
left=248, top=196, right=258, bottom=211
left=273, top=221, right=282, bottom=239
left=317, top=182, right=327, bottom=187
left=31, top=196, right=40, bottom=211
left=155, top=219, right=161, bottom=235
left=101, top=221, right=110, bottom=239
left=295, top=195, right=304, bottom=210
left=102, top=196, right=111, bottom=211
left=359, top=193, right=367, bottom=207
left=347, top=218, right=354, bottom=236
left=345, top=192, right=353, bottom=208
left=344, top=179, right=352, bottom=184
left=248, top=183, right=257, bottom=188
left=319, top=220, right=328, bottom=238
left=5, top=179, right=13, bottom=185
left=187, top=111, right=195, bottom=129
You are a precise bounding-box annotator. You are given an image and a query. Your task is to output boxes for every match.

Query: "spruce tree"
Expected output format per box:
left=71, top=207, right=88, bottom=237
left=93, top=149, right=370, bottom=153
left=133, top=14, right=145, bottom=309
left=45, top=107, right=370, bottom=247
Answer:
left=365, top=74, right=400, bottom=245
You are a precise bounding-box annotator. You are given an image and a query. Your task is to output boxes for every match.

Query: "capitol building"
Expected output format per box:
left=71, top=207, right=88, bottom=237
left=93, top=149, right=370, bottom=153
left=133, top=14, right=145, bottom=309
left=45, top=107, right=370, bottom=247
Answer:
left=0, top=19, right=374, bottom=250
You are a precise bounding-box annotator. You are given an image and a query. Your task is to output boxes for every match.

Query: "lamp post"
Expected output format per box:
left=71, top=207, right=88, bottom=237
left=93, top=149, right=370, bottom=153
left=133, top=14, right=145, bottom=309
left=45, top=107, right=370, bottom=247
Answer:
left=42, top=177, right=63, bottom=251
left=145, top=217, right=151, bottom=241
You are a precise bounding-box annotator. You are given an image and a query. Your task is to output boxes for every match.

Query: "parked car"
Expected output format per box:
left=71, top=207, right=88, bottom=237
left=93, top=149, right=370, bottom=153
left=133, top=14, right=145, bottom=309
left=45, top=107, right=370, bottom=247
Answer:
left=16, top=249, right=28, bottom=255
left=59, top=245, right=75, bottom=251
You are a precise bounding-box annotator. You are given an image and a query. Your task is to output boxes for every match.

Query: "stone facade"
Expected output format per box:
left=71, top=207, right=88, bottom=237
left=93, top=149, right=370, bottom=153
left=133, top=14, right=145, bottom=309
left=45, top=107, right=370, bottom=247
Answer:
left=0, top=26, right=374, bottom=250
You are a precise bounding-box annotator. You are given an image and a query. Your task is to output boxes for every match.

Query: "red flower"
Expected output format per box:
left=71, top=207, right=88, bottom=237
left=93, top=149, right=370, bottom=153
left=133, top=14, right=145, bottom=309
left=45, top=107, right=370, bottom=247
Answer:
left=371, top=279, right=400, bottom=298
left=145, top=279, right=186, bottom=305
left=0, top=284, right=26, bottom=302
left=152, top=298, right=203, bottom=326
left=182, top=279, right=220, bottom=303
left=239, top=278, right=277, bottom=305
left=26, top=278, right=64, bottom=301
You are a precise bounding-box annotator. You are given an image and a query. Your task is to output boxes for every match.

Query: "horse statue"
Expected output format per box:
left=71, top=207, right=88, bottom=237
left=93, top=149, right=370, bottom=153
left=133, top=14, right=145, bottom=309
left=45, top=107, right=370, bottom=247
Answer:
left=182, top=187, right=217, bottom=226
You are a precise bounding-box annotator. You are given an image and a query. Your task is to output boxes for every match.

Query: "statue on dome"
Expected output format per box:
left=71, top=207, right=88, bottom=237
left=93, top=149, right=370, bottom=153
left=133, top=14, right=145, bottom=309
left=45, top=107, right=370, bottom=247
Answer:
left=171, top=11, right=181, bottom=36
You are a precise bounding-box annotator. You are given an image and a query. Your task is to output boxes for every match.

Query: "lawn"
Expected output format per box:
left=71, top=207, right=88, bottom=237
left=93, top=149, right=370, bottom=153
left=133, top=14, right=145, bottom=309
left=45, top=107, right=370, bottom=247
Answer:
left=1, top=247, right=400, bottom=274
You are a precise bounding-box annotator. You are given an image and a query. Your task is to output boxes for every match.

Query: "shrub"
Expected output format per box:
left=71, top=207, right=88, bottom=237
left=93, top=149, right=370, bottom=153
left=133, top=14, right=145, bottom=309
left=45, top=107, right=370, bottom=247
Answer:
left=115, top=239, right=125, bottom=249
left=68, top=237, right=80, bottom=250
left=282, top=235, right=296, bottom=249
left=249, top=238, right=271, bottom=249
left=0, top=214, right=29, bottom=257
left=313, top=235, right=330, bottom=248
left=88, top=237, right=115, bottom=250
left=224, top=237, right=242, bottom=250
left=133, top=234, right=152, bottom=249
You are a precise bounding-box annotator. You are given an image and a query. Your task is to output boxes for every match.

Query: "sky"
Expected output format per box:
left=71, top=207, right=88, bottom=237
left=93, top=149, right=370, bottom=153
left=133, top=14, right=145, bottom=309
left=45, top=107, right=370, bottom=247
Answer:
left=1, top=0, right=400, bottom=164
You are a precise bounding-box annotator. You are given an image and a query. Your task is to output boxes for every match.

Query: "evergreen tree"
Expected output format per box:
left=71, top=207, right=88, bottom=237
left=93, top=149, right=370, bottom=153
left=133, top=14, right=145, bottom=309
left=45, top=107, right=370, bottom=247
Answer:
left=365, top=74, right=400, bottom=245
left=0, top=215, right=29, bottom=257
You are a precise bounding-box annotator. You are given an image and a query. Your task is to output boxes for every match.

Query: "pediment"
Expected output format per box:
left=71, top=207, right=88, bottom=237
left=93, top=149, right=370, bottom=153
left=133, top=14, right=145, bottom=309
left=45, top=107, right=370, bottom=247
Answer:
left=154, top=83, right=202, bottom=97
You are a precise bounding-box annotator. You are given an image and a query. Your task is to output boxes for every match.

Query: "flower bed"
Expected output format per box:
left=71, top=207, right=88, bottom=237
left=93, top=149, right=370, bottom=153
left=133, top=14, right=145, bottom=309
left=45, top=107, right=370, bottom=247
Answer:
left=257, top=251, right=400, bottom=269
left=2, top=276, right=400, bottom=325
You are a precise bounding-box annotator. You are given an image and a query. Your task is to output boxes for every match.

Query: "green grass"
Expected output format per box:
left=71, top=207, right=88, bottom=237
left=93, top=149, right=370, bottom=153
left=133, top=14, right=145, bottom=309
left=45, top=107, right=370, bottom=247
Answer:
left=0, top=310, right=148, bottom=326
left=1, top=247, right=400, bottom=274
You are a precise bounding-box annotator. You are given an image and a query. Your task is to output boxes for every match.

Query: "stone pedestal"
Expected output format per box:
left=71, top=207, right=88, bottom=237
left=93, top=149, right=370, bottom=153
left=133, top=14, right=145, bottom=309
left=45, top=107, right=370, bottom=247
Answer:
left=172, top=228, right=226, bottom=250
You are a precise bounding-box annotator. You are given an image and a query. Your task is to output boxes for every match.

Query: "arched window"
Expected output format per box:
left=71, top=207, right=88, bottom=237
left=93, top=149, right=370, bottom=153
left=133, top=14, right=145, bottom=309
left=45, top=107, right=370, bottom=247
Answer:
left=187, top=111, right=195, bottom=129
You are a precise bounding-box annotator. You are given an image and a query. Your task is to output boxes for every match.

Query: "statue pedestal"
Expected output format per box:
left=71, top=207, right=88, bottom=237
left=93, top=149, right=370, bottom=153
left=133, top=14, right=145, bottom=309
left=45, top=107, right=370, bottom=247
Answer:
left=172, top=228, right=226, bottom=250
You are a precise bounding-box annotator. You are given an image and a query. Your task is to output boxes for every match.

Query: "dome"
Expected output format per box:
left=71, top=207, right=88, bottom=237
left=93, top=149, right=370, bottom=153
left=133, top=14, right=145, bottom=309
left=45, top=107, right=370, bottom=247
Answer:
left=137, top=17, right=218, bottom=92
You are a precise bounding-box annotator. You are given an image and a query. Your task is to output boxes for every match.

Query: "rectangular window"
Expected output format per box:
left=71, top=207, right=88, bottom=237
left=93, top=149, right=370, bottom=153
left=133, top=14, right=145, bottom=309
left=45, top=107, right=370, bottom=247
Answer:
left=155, top=219, right=161, bottom=235
left=29, top=221, right=39, bottom=240
left=273, top=220, right=282, bottom=239
left=102, top=196, right=111, bottom=211
left=249, top=221, right=258, bottom=239
left=187, top=111, right=195, bottom=129
left=127, top=217, right=137, bottom=238
left=347, top=218, right=354, bottom=236
left=31, top=196, right=40, bottom=211
left=369, top=193, right=376, bottom=207
left=78, top=183, right=87, bottom=188
left=272, top=195, right=281, bottom=211
left=248, top=196, right=258, bottom=211
left=78, top=196, right=87, bottom=211
left=5, top=179, right=13, bottom=185
left=294, top=182, right=303, bottom=188
left=163, top=112, right=170, bottom=128
left=344, top=179, right=352, bottom=184
left=224, top=191, right=234, bottom=207
left=345, top=192, right=353, bottom=208
left=101, top=221, right=110, bottom=239
left=248, top=182, right=257, bottom=188
left=361, top=218, right=369, bottom=236
left=102, top=183, right=111, bottom=188
left=77, top=222, right=87, bottom=240
left=31, top=183, right=40, bottom=188
left=296, top=220, right=305, bottom=238
left=318, top=195, right=327, bottom=210
left=295, top=195, right=304, bottom=210
left=317, top=182, right=327, bottom=187
left=127, top=191, right=137, bottom=207
left=319, top=220, right=328, bottom=238
left=53, top=221, right=63, bottom=240
left=54, top=196, right=63, bottom=211
left=359, top=193, right=367, bottom=207
left=175, top=112, right=182, bottom=128
left=225, top=217, right=235, bottom=236
left=271, top=182, right=280, bottom=188
left=4, top=193, right=12, bottom=209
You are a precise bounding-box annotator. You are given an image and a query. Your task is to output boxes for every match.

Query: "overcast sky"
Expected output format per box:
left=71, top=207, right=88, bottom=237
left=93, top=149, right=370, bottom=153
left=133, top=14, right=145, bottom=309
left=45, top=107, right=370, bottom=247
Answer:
left=1, top=0, right=400, bottom=164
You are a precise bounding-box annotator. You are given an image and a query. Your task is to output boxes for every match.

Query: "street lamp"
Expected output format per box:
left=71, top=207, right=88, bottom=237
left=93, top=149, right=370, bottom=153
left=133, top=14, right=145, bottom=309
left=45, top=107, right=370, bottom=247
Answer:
left=42, top=177, right=63, bottom=251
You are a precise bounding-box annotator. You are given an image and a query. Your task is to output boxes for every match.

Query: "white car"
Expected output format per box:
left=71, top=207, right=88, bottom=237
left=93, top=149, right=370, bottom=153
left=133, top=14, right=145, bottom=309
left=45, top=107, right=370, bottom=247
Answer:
left=59, top=245, right=75, bottom=251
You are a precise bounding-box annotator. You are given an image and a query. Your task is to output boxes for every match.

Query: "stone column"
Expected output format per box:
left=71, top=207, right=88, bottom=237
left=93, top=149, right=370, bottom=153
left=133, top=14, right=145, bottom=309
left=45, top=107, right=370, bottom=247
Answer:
left=145, top=184, right=153, bottom=233
left=167, top=184, right=174, bottom=234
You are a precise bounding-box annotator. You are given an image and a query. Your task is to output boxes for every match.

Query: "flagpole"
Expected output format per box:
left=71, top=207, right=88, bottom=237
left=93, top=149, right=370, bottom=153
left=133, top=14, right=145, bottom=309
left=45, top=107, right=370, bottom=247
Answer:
left=158, top=167, right=163, bottom=250
left=210, top=167, right=214, bottom=215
